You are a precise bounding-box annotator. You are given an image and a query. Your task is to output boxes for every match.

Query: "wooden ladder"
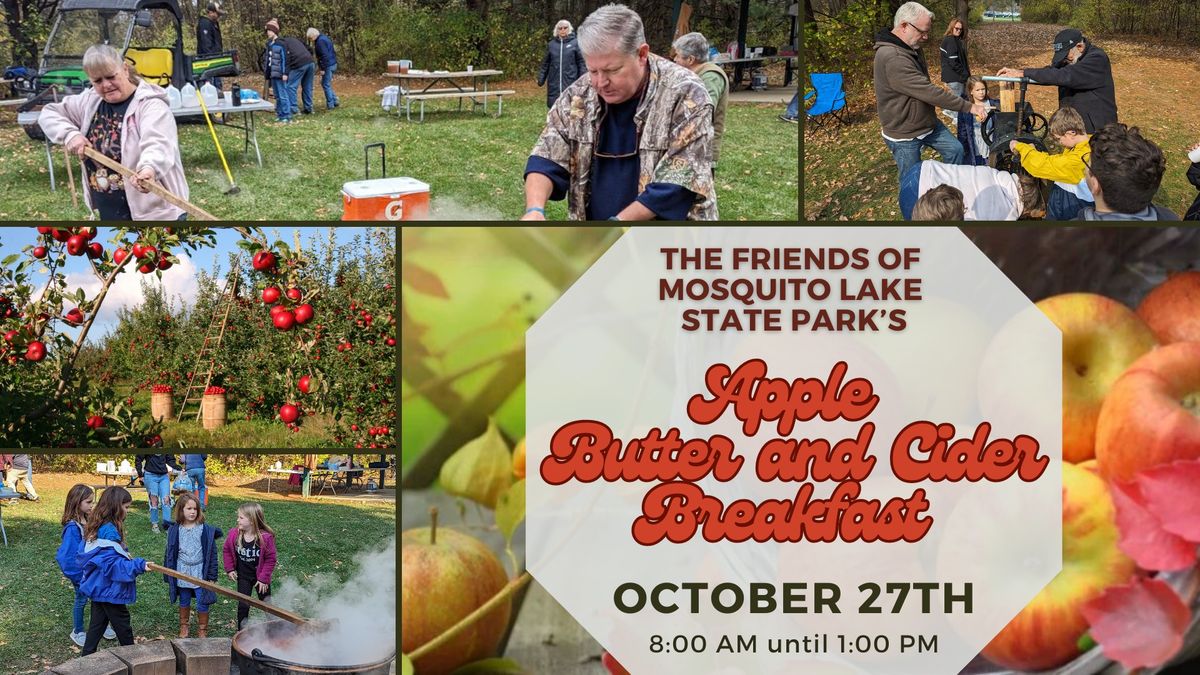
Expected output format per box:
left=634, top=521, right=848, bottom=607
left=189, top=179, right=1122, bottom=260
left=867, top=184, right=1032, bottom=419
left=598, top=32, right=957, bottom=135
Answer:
left=176, top=255, right=242, bottom=422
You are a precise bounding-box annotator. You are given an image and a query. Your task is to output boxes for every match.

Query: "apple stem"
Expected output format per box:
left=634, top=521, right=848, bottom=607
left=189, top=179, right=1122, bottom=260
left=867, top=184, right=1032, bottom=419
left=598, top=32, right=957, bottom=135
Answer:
left=408, top=571, right=532, bottom=663
left=430, top=506, right=438, bottom=545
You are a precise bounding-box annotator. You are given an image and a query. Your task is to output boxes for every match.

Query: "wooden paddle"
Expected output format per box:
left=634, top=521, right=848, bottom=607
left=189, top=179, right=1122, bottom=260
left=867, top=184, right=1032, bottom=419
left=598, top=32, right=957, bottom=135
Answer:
left=80, top=146, right=217, bottom=220
left=147, top=562, right=308, bottom=625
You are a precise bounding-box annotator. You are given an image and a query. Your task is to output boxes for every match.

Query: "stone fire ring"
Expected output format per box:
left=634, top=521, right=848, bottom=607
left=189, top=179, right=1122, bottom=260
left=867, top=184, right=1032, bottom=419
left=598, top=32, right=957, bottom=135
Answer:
left=40, top=638, right=232, bottom=675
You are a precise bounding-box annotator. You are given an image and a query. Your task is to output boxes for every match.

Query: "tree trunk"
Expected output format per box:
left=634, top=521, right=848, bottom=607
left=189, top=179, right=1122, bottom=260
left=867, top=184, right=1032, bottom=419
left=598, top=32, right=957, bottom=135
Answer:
left=957, top=0, right=969, bottom=23
left=4, top=0, right=42, bottom=66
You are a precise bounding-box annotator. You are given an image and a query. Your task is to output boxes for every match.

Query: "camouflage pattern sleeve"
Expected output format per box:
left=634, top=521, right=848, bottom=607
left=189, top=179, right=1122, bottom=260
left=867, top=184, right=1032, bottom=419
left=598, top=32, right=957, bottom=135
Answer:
left=650, top=85, right=716, bottom=214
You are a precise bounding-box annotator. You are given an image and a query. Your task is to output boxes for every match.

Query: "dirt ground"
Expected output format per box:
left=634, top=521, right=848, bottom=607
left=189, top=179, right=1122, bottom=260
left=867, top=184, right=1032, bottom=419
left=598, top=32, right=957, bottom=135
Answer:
left=803, top=22, right=1200, bottom=220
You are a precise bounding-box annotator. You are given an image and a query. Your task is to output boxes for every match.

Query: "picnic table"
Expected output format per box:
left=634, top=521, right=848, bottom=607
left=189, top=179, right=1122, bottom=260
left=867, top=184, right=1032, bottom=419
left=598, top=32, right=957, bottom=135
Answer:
left=713, top=54, right=797, bottom=89
left=18, top=98, right=275, bottom=192
left=383, top=68, right=514, bottom=121
left=96, top=468, right=139, bottom=488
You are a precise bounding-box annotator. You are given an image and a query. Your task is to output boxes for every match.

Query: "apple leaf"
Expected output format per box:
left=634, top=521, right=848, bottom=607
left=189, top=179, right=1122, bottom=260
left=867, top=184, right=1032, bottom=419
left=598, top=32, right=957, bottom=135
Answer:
left=495, top=478, right=526, bottom=542
left=439, top=418, right=513, bottom=510
left=1137, top=459, right=1200, bottom=542
left=1110, top=480, right=1197, bottom=571
left=1082, top=577, right=1190, bottom=669
left=400, top=654, right=413, bottom=675
left=402, top=261, right=449, bottom=299
left=450, top=657, right=524, bottom=674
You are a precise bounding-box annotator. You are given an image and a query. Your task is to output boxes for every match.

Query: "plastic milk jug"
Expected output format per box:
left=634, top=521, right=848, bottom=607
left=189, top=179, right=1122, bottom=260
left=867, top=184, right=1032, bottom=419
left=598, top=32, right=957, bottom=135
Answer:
left=166, top=84, right=181, bottom=109
left=200, top=81, right=219, bottom=108
left=180, top=82, right=198, bottom=108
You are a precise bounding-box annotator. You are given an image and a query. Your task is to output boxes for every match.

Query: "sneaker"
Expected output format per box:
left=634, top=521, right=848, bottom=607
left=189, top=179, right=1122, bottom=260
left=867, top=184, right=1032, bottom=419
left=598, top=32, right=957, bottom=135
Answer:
left=70, top=630, right=86, bottom=647
left=778, top=114, right=798, bottom=124
left=104, top=626, right=116, bottom=640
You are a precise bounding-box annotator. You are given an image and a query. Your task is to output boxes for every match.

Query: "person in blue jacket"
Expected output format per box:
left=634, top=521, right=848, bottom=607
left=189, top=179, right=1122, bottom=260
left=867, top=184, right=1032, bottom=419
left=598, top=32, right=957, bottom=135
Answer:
left=263, top=19, right=292, bottom=123
left=164, top=492, right=222, bottom=637
left=57, top=484, right=117, bottom=646
left=307, top=27, right=339, bottom=110
left=537, top=19, right=586, bottom=108
left=77, top=486, right=150, bottom=654
left=956, top=76, right=999, bottom=166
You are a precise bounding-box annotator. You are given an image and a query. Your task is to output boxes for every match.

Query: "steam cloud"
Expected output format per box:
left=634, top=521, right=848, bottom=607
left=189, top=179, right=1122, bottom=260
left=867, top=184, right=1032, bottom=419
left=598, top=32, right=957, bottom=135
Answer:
left=238, top=537, right=396, bottom=665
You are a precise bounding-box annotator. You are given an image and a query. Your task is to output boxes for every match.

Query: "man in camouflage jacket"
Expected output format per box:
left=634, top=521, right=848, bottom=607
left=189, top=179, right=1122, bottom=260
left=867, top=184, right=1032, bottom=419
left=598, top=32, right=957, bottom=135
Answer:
left=523, top=4, right=718, bottom=221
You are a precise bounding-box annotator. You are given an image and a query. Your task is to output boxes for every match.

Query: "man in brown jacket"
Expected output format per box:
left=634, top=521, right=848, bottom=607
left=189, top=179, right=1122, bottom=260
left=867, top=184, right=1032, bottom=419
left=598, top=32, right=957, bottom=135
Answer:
left=874, top=2, right=986, bottom=188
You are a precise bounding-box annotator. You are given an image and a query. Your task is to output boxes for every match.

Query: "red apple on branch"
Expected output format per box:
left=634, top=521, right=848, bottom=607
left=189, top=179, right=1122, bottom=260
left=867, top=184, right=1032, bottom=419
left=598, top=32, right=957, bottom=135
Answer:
left=262, top=286, right=281, bottom=304
left=32, top=246, right=47, bottom=259
left=1096, top=341, right=1200, bottom=481
left=273, top=310, right=295, bottom=331
left=25, top=340, right=46, bottom=362
left=64, top=308, right=84, bottom=326
left=66, top=234, right=87, bottom=256
left=293, top=303, right=314, bottom=325
left=298, top=375, right=312, bottom=394
left=1037, top=293, right=1157, bottom=463
left=279, top=404, right=299, bottom=424
left=252, top=251, right=277, bottom=272
left=981, top=462, right=1137, bottom=670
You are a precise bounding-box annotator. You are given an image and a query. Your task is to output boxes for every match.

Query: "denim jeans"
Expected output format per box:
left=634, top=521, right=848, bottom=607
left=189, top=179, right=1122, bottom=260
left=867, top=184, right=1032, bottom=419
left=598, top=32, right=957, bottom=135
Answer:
left=271, top=78, right=291, bottom=120
left=73, top=583, right=88, bottom=633
left=898, top=162, right=924, bottom=220
left=143, top=472, right=172, bottom=525
left=944, top=81, right=965, bottom=115
left=321, top=63, right=339, bottom=108
left=785, top=91, right=799, bottom=119
left=884, top=120, right=964, bottom=192
left=287, top=62, right=316, bottom=113
left=1047, top=184, right=1094, bottom=221
left=177, top=587, right=211, bottom=612
left=188, top=467, right=207, bottom=508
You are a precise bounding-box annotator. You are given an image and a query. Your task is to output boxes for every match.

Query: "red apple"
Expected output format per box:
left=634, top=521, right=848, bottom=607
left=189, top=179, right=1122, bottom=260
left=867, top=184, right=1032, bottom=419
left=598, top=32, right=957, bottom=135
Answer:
left=137, top=244, right=157, bottom=260
left=1036, top=293, right=1157, bottom=463
left=157, top=256, right=172, bottom=270
left=87, top=242, right=103, bottom=259
left=64, top=308, right=84, bottom=326
left=1136, top=270, right=1200, bottom=344
left=262, top=286, right=281, bottom=304
left=279, top=404, right=299, bottom=423
left=37, top=226, right=52, bottom=235
left=273, top=311, right=295, bottom=331
left=981, top=463, right=1137, bottom=670
left=32, top=246, right=47, bottom=259
left=25, top=340, right=46, bottom=362
left=113, top=248, right=129, bottom=265
left=138, top=262, right=155, bottom=274
left=386, top=337, right=396, bottom=346
left=86, top=415, right=105, bottom=430
left=402, top=514, right=512, bottom=675
left=299, top=375, right=312, bottom=394
left=132, top=242, right=147, bottom=259
left=252, top=251, right=277, bottom=272
left=286, top=287, right=302, bottom=301
left=269, top=304, right=288, bottom=318
left=3, top=330, right=16, bottom=343
left=1096, top=341, right=1200, bottom=481
left=293, top=303, right=314, bottom=325
left=66, top=234, right=87, bottom=256
left=80, top=227, right=97, bottom=240
left=51, top=228, right=70, bottom=242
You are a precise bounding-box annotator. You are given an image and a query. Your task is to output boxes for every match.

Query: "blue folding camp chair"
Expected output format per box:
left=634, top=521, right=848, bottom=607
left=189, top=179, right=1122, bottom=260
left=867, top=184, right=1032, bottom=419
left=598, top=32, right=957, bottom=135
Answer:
left=805, top=72, right=847, bottom=133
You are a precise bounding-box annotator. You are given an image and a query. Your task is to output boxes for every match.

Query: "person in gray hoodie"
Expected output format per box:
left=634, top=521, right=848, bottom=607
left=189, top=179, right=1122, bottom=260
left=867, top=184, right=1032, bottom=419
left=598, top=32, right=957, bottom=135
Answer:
left=874, top=2, right=986, bottom=189
left=39, top=45, right=189, bottom=221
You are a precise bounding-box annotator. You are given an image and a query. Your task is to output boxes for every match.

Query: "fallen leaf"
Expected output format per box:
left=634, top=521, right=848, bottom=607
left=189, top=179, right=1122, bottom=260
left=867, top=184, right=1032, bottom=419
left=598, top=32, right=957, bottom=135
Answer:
left=1136, top=459, right=1200, bottom=541
left=1082, top=577, right=1190, bottom=669
left=1110, top=479, right=1196, bottom=571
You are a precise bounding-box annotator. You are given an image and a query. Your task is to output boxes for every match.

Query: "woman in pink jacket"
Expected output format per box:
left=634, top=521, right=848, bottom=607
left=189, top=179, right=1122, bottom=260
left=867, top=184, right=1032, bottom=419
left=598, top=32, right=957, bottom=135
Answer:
left=38, top=44, right=189, bottom=221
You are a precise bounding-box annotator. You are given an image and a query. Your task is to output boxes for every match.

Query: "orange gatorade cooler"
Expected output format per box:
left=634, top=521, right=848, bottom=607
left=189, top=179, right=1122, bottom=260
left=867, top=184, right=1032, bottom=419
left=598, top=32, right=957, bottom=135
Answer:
left=341, top=177, right=430, bottom=221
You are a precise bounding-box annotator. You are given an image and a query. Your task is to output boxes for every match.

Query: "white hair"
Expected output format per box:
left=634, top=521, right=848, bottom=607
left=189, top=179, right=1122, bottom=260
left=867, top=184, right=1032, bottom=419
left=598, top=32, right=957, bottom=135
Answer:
left=306, top=27, right=320, bottom=40
left=82, top=44, right=139, bottom=83
left=577, top=4, right=645, bottom=57
left=554, top=19, right=572, bottom=35
left=893, top=1, right=933, bottom=29
left=672, top=32, right=710, bottom=63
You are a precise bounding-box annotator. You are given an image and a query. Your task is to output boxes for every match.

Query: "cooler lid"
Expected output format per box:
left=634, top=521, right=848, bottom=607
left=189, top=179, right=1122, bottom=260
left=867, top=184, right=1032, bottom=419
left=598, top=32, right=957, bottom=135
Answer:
left=341, top=177, right=429, bottom=198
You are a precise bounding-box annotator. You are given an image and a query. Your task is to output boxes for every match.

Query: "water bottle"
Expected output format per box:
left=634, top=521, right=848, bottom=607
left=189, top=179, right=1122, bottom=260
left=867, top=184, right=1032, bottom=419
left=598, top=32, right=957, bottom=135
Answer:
left=180, top=82, right=198, bottom=108
left=166, top=83, right=181, bottom=109
left=231, top=83, right=242, bottom=106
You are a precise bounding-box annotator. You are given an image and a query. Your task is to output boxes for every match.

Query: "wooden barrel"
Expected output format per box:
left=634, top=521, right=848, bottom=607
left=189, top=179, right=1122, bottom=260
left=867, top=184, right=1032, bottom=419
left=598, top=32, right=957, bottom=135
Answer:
left=150, top=392, right=173, bottom=422
left=201, top=394, right=227, bottom=429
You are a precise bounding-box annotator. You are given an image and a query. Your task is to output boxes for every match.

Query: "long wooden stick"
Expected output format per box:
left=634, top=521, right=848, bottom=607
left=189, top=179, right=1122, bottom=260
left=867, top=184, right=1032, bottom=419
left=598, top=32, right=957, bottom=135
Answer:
left=80, top=147, right=217, bottom=220
left=147, top=562, right=308, bottom=625
left=63, top=145, right=79, bottom=210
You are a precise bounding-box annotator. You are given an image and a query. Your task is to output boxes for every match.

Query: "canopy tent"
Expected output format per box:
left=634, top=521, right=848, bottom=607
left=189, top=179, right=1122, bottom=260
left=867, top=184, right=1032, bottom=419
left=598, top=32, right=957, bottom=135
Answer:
left=670, top=0, right=797, bottom=87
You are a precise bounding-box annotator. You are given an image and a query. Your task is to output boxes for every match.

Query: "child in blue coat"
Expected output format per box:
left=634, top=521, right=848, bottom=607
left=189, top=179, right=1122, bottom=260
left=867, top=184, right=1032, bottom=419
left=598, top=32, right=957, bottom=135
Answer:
left=76, top=486, right=149, bottom=654
left=163, top=492, right=222, bottom=637
left=956, top=76, right=999, bottom=166
left=57, top=484, right=117, bottom=646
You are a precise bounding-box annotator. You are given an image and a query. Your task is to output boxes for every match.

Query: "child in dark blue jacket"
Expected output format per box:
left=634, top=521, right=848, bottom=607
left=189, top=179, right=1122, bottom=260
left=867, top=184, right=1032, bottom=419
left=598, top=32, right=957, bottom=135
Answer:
left=77, top=486, right=149, bottom=654
left=57, top=484, right=117, bottom=646
left=163, top=492, right=222, bottom=637
left=263, top=19, right=291, bottom=122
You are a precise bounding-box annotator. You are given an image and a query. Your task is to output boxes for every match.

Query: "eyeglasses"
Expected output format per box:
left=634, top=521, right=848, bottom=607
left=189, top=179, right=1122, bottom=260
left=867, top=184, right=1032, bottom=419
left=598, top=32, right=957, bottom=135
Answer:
left=906, top=22, right=930, bottom=36
left=592, top=67, right=650, bottom=160
left=1081, top=154, right=1092, bottom=175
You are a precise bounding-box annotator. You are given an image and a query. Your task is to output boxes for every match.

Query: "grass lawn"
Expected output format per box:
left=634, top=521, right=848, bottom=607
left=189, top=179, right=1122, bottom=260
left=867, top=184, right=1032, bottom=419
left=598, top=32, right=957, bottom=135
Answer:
left=0, top=471, right=395, bottom=672
left=0, top=77, right=797, bottom=221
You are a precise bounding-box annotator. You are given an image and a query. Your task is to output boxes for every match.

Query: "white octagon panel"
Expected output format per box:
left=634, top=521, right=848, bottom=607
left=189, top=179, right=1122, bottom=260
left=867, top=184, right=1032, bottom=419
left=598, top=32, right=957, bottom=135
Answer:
left=527, top=227, right=1061, bottom=674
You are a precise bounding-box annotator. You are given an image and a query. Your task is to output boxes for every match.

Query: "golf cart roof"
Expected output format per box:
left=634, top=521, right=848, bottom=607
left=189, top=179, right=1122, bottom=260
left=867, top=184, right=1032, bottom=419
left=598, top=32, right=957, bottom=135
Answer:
left=59, top=0, right=181, bottom=15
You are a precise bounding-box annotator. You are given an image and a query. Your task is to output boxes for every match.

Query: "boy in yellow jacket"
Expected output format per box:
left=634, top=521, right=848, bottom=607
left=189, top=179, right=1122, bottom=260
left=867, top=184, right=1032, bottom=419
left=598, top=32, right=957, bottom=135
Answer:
left=1009, top=106, right=1094, bottom=220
